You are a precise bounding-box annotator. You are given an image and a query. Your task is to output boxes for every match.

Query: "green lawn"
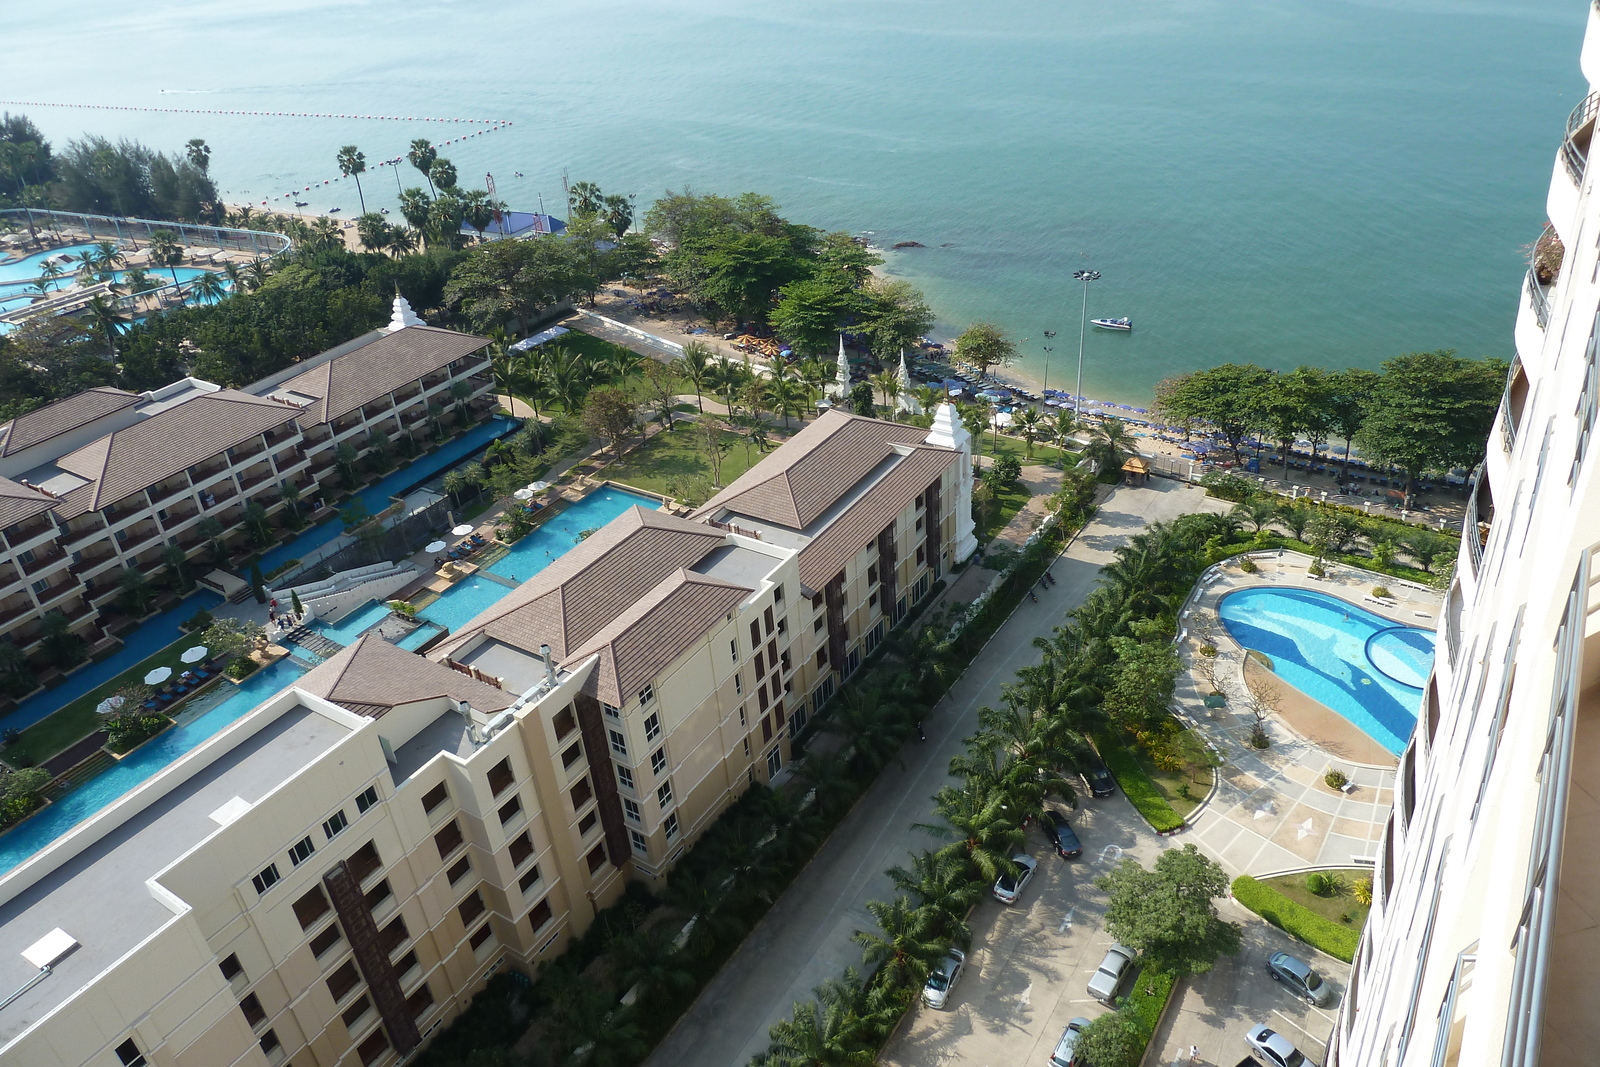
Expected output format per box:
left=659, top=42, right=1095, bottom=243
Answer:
left=974, top=434, right=1073, bottom=470
left=1100, top=738, right=1186, bottom=833
left=1128, top=727, right=1216, bottom=819
left=975, top=481, right=1032, bottom=544
left=1231, top=874, right=1364, bottom=962
left=3, top=635, right=204, bottom=767
left=1260, top=869, right=1372, bottom=929
left=605, top=422, right=770, bottom=501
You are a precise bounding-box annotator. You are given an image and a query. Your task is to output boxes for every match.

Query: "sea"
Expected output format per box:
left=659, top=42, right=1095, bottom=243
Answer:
left=0, top=0, right=1585, bottom=403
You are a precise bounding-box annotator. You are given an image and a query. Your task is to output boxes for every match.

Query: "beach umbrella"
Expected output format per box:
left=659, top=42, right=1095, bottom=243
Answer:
left=513, top=488, right=535, bottom=501
left=530, top=480, right=550, bottom=492
left=452, top=524, right=474, bottom=536
left=95, top=695, right=126, bottom=716
left=425, top=540, right=448, bottom=553
left=144, top=666, right=172, bottom=685
left=992, top=412, right=1014, bottom=428
left=181, top=645, right=208, bottom=664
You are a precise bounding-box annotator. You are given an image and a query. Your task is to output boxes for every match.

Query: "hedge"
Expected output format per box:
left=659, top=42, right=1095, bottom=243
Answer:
left=1230, top=875, right=1359, bottom=962
left=1127, top=966, right=1177, bottom=1035
left=1101, top=741, right=1185, bottom=833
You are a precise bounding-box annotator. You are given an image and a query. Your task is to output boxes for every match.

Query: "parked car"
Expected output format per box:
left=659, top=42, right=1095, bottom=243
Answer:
left=1266, top=951, right=1335, bottom=1007
left=922, top=948, right=965, bottom=1009
left=1082, top=756, right=1116, bottom=797
left=1087, top=943, right=1135, bottom=1002
left=1048, top=1017, right=1091, bottom=1066
left=992, top=854, right=1039, bottom=904
left=1245, top=1024, right=1308, bottom=1067
left=1043, top=809, right=1082, bottom=859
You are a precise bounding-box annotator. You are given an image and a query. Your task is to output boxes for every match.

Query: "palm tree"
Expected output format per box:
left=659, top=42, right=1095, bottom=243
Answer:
left=118, top=566, right=154, bottom=616
left=243, top=502, right=273, bottom=546
left=886, top=849, right=981, bottom=940
left=852, top=895, right=947, bottom=990
left=796, top=358, right=831, bottom=401
left=0, top=640, right=30, bottom=691
left=870, top=369, right=900, bottom=412
left=84, top=295, right=127, bottom=360
left=407, top=139, right=438, bottom=195
left=442, top=468, right=469, bottom=504
left=1013, top=407, right=1045, bottom=459
left=712, top=355, right=747, bottom=416
left=244, top=257, right=271, bottom=291
left=398, top=187, right=432, bottom=233
left=189, top=270, right=228, bottom=306
left=386, top=226, right=418, bottom=257
left=429, top=157, right=458, bottom=192
left=1084, top=416, right=1137, bottom=475
left=821, top=685, right=905, bottom=772
left=673, top=341, right=714, bottom=414
left=336, top=145, right=368, bottom=214
left=599, top=344, right=644, bottom=383
left=546, top=348, right=593, bottom=413
left=916, top=783, right=1024, bottom=885
left=36, top=258, right=65, bottom=293
left=149, top=228, right=183, bottom=288
left=335, top=441, right=361, bottom=485
left=1232, top=496, right=1279, bottom=534
left=459, top=189, right=494, bottom=240
left=75, top=248, right=103, bottom=287
left=761, top=972, right=876, bottom=1067
left=767, top=373, right=807, bottom=430
left=612, top=924, right=695, bottom=1004
left=356, top=212, right=391, bottom=252
left=568, top=180, right=604, bottom=216
left=280, top=481, right=302, bottom=523
left=197, top=516, right=227, bottom=563
left=161, top=544, right=190, bottom=592
left=93, top=240, right=125, bottom=274
left=1050, top=411, right=1079, bottom=458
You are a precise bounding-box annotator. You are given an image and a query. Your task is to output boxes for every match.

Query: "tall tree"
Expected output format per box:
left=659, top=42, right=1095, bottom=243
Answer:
left=582, top=385, right=639, bottom=457
left=407, top=138, right=438, bottom=195
left=673, top=340, right=714, bottom=414
left=1326, top=367, right=1379, bottom=480
left=860, top=278, right=935, bottom=358
left=148, top=228, right=183, bottom=287
left=1153, top=362, right=1274, bottom=461
left=954, top=322, right=1017, bottom=379
left=336, top=145, right=367, bottom=214
left=1096, top=844, right=1241, bottom=976
left=770, top=274, right=862, bottom=356
left=1354, top=350, right=1506, bottom=505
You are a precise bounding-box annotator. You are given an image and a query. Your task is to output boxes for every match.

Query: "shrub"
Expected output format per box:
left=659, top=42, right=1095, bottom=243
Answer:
left=1200, top=470, right=1255, bottom=503
left=181, top=609, right=214, bottom=633
left=1249, top=721, right=1270, bottom=749
left=1231, top=875, right=1359, bottom=962
left=1101, top=741, right=1185, bottom=832
left=226, top=657, right=260, bottom=680
left=1352, top=876, right=1374, bottom=906
left=1324, top=769, right=1349, bottom=790
left=1372, top=585, right=1392, bottom=599
left=1238, top=556, right=1259, bottom=574
left=1199, top=644, right=1217, bottom=658
left=387, top=600, right=417, bottom=617
left=105, top=713, right=170, bottom=752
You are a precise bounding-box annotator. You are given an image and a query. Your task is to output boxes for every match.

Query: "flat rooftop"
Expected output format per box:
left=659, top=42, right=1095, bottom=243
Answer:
left=691, top=543, right=781, bottom=589
left=388, top=708, right=477, bottom=785
left=0, top=703, right=349, bottom=1049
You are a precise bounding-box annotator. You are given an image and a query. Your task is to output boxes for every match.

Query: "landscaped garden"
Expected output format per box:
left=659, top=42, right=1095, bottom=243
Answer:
left=1230, top=871, right=1368, bottom=962
left=602, top=420, right=770, bottom=503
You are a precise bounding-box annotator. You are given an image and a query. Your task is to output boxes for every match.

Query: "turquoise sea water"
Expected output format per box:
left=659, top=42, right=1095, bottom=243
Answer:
left=0, top=1, right=1583, bottom=401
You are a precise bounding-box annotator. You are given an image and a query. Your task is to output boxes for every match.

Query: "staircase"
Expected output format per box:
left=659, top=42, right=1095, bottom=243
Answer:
left=46, top=749, right=117, bottom=799
left=285, top=626, right=343, bottom=660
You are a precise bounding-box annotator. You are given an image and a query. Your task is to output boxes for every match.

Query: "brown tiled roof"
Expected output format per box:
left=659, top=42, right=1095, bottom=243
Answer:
left=0, top=476, right=57, bottom=530
left=795, top=448, right=953, bottom=590
left=431, top=507, right=729, bottom=662
left=278, top=325, right=489, bottom=425
left=0, top=387, right=140, bottom=458
left=297, top=633, right=515, bottom=719
left=693, top=410, right=937, bottom=529
left=565, top=569, right=751, bottom=706
left=54, top=390, right=298, bottom=511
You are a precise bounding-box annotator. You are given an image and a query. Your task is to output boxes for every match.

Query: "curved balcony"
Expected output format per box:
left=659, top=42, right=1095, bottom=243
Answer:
left=1562, top=92, right=1600, bottom=187
left=1526, top=224, right=1562, bottom=330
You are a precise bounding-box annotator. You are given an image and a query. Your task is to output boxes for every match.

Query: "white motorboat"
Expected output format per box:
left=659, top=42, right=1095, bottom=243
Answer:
left=1091, top=317, right=1133, bottom=331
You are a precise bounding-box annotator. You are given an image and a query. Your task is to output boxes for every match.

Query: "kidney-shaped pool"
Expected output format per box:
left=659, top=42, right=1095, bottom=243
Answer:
left=1217, top=587, right=1434, bottom=756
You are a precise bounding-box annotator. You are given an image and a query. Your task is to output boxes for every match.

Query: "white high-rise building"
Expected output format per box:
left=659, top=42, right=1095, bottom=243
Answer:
left=1332, top=11, right=1600, bottom=1067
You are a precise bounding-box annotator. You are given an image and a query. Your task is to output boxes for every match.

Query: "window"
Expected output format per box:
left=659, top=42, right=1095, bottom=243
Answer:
left=259, top=1030, right=281, bottom=1058
left=730, top=638, right=738, bottom=659
left=469, top=923, right=494, bottom=951
left=867, top=563, right=878, bottom=585
left=743, top=738, right=751, bottom=758
left=342, top=993, right=373, bottom=1030
left=916, top=545, right=925, bottom=564
left=240, top=992, right=267, bottom=1027
left=355, top=785, right=379, bottom=813
left=578, top=810, right=598, bottom=836
left=434, top=820, right=465, bottom=861
left=553, top=704, right=577, bottom=739
left=623, top=797, right=642, bottom=823
left=347, top=841, right=381, bottom=884
left=650, top=748, right=667, bottom=775
left=408, top=983, right=437, bottom=1020
left=508, top=831, right=534, bottom=866
left=644, top=712, right=661, bottom=742
left=750, top=620, right=761, bottom=647
left=458, top=889, right=486, bottom=925
left=603, top=702, right=621, bottom=719
left=219, top=953, right=244, bottom=983
left=762, top=716, right=773, bottom=743
left=773, top=583, right=784, bottom=603
left=813, top=614, right=826, bottom=633
left=252, top=863, right=281, bottom=895
left=609, top=729, right=628, bottom=756
left=394, top=950, right=419, bottom=980
left=767, top=747, right=782, bottom=778
left=287, top=836, right=315, bottom=867
left=498, top=794, right=523, bottom=826
left=323, top=809, right=348, bottom=839
left=309, top=924, right=342, bottom=958
left=378, top=916, right=410, bottom=955
left=738, top=705, right=747, bottom=727
left=293, top=886, right=331, bottom=930
left=447, top=856, right=472, bottom=885
left=364, top=879, right=393, bottom=912
left=657, top=780, right=673, bottom=809
left=527, top=898, right=553, bottom=931
left=586, top=843, right=608, bottom=874
left=327, top=960, right=362, bottom=1002
left=357, top=1031, right=391, bottom=1067
left=734, top=672, right=742, bottom=695
left=638, top=683, right=655, bottom=705
left=30, top=579, right=46, bottom=596
left=663, top=813, right=680, bottom=840
left=487, top=758, right=515, bottom=797
left=764, top=605, right=775, bottom=634
left=421, top=782, right=449, bottom=815
left=777, top=616, right=787, bottom=635
left=570, top=777, right=593, bottom=809
left=562, top=741, right=584, bottom=769
left=616, top=765, right=634, bottom=791
left=755, top=650, right=765, bottom=676
left=115, top=1039, right=147, bottom=1067
left=519, top=864, right=543, bottom=893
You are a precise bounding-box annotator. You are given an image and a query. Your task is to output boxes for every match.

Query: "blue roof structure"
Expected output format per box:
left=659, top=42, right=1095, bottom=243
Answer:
left=462, top=211, right=568, bottom=238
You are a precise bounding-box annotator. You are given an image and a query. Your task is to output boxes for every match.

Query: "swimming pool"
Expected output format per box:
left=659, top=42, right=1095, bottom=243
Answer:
left=0, top=658, right=307, bottom=875
left=0, top=243, right=100, bottom=284
left=310, top=600, right=395, bottom=644
left=418, top=487, right=663, bottom=630
left=1217, top=587, right=1434, bottom=756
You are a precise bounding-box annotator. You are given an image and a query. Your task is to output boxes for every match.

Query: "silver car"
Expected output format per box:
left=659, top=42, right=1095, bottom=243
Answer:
left=1246, top=1023, right=1308, bottom=1067
left=922, top=948, right=965, bottom=1009
left=992, top=854, right=1039, bottom=904
left=1087, top=943, right=1135, bottom=1002
left=1048, top=1016, right=1091, bottom=1066
left=1266, top=951, right=1335, bottom=1007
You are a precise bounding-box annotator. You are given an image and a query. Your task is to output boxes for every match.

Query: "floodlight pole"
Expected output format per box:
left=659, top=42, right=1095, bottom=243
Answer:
left=1073, top=270, right=1100, bottom=418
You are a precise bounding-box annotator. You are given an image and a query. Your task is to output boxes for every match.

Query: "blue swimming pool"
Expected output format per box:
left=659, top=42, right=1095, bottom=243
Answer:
left=0, top=658, right=307, bottom=876
left=0, top=243, right=100, bottom=284
left=310, top=600, right=395, bottom=644
left=1217, top=588, right=1434, bottom=756
left=418, top=487, right=663, bottom=630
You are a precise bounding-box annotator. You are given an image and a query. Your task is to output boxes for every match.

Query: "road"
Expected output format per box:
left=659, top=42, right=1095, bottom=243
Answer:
left=644, top=479, right=1222, bottom=1067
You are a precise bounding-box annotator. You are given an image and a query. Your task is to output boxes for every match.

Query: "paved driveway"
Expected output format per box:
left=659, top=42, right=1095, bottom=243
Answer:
left=643, top=480, right=1224, bottom=1067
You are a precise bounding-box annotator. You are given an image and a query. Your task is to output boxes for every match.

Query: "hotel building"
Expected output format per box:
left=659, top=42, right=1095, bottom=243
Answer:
left=0, top=403, right=977, bottom=1065
left=1330, top=11, right=1600, bottom=1067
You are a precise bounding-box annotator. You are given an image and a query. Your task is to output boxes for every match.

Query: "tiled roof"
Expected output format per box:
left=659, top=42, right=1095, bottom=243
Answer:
left=0, top=476, right=56, bottom=530
left=693, top=410, right=936, bottom=529
left=565, top=569, right=751, bottom=707
left=0, top=388, right=140, bottom=458
left=431, top=507, right=729, bottom=662
left=278, top=325, right=489, bottom=424
left=796, top=448, right=952, bottom=590
left=297, top=633, right=515, bottom=719
left=54, top=390, right=299, bottom=511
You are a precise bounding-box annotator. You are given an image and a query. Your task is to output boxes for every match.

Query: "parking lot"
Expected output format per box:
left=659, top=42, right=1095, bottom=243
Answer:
left=880, top=789, right=1341, bottom=1067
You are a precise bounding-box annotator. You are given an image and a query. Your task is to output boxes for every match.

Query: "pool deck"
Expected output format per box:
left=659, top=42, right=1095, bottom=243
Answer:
left=1172, top=549, right=1442, bottom=876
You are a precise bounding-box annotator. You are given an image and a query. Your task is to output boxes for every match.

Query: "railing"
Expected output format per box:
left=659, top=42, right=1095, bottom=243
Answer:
left=57, top=599, right=93, bottom=624
left=146, top=481, right=189, bottom=506
left=189, top=461, right=229, bottom=484
left=4, top=517, right=53, bottom=547
left=57, top=522, right=106, bottom=549
left=117, top=526, right=159, bottom=552
left=161, top=508, right=199, bottom=531
left=0, top=565, right=19, bottom=590
left=228, top=441, right=264, bottom=465
left=19, top=547, right=65, bottom=576
left=102, top=501, right=145, bottom=527
left=35, top=580, right=75, bottom=606
left=0, top=601, right=33, bottom=627
left=262, top=426, right=296, bottom=448
left=1526, top=224, right=1560, bottom=329
left=1562, top=92, right=1600, bottom=186
left=1500, top=359, right=1524, bottom=455
left=237, top=469, right=274, bottom=493
left=69, top=553, right=115, bottom=576
left=202, top=485, right=237, bottom=509
left=1462, top=468, right=1486, bottom=575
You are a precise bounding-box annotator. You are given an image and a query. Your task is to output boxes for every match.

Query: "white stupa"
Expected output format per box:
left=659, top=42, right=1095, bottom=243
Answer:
left=384, top=292, right=423, bottom=333
left=895, top=350, right=922, bottom=416
left=829, top=333, right=852, bottom=402
left=924, top=402, right=977, bottom=563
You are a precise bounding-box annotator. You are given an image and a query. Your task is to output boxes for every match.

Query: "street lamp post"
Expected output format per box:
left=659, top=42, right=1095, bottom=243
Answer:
left=1041, top=329, right=1056, bottom=394
left=1072, top=270, right=1100, bottom=418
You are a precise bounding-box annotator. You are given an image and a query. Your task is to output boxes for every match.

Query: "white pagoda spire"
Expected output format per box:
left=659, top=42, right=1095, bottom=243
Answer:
left=829, top=333, right=852, bottom=402
left=384, top=292, right=423, bottom=333
left=925, top=402, right=977, bottom=563
left=895, top=350, right=922, bottom=415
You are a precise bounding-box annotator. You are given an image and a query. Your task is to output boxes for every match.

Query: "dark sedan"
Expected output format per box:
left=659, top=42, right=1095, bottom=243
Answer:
left=1043, top=809, right=1082, bottom=858
left=1082, top=757, right=1116, bottom=798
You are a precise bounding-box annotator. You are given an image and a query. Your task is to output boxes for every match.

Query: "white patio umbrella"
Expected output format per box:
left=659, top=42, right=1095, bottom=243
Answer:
left=529, top=480, right=551, bottom=492
left=513, top=488, right=535, bottom=501
left=180, top=645, right=208, bottom=664
left=95, top=695, right=126, bottom=716
left=452, top=524, right=474, bottom=536
left=991, top=412, right=1014, bottom=428
left=425, top=540, right=448, bottom=553
left=144, top=666, right=172, bottom=685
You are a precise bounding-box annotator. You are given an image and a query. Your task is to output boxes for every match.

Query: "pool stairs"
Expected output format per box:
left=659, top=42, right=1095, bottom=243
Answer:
left=272, top=561, right=420, bottom=623
left=284, top=627, right=343, bottom=660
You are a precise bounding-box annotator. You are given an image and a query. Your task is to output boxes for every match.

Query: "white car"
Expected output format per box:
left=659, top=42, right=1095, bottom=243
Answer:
left=1087, top=943, right=1135, bottom=1002
left=1246, top=1023, right=1309, bottom=1067
left=922, top=948, right=965, bottom=1008
left=992, top=854, right=1038, bottom=904
left=1048, top=1017, right=1091, bottom=1066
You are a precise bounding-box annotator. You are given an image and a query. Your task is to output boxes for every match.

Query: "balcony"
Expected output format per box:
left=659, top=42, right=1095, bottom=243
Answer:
left=307, top=451, right=337, bottom=473
left=1526, top=224, right=1562, bottom=330
left=1463, top=468, right=1493, bottom=576
left=360, top=401, right=392, bottom=422
left=58, top=520, right=108, bottom=550
left=101, top=499, right=147, bottom=527
left=1563, top=92, right=1599, bottom=186
left=300, top=426, right=332, bottom=446
left=35, top=579, right=77, bottom=606
left=262, top=425, right=296, bottom=449
left=146, top=479, right=190, bottom=506
left=237, top=467, right=274, bottom=493
left=161, top=506, right=199, bottom=531
left=4, top=516, right=54, bottom=549
left=0, top=564, right=19, bottom=591
left=422, top=373, right=449, bottom=391
left=116, top=525, right=160, bottom=554
left=393, top=385, right=422, bottom=404
left=188, top=460, right=229, bottom=485
left=19, top=546, right=66, bottom=577
left=227, top=440, right=265, bottom=466
left=332, top=416, right=361, bottom=436
left=69, top=551, right=116, bottom=577
left=56, top=598, right=93, bottom=625
left=0, top=600, right=33, bottom=628
left=199, top=485, right=236, bottom=510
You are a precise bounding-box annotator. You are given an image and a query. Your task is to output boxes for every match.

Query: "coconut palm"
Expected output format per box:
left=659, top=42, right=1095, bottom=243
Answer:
left=197, top=516, right=227, bottom=563
left=821, top=685, right=906, bottom=772
left=568, top=180, right=604, bottom=216
left=870, top=369, right=901, bottom=411
left=84, top=295, right=127, bottom=360
left=1231, top=495, right=1279, bottom=534
left=74, top=249, right=103, bottom=286
left=885, top=849, right=981, bottom=939
left=459, top=189, right=494, bottom=240
left=546, top=348, right=594, bottom=413
left=1084, top=416, right=1137, bottom=475
left=852, top=895, right=947, bottom=990
left=407, top=139, right=438, bottom=195
left=916, top=783, right=1024, bottom=885
left=397, top=187, right=432, bottom=232
left=161, top=544, right=190, bottom=592
left=280, top=481, right=302, bottom=522
left=118, top=566, right=154, bottom=615
left=386, top=226, right=417, bottom=257
left=672, top=341, right=714, bottom=414
left=1013, top=406, right=1045, bottom=459
left=613, top=924, right=695, bottom=1004
left=93, top=240, right=125, bottom=274
left=36, top=258, right=65, bottom=293
left=767, top=372, right=807, bottom=430
left=336, top=145, right=368, bottom=214
left=428, top=157, right=457, bottom=192
left=761, top=972, right=877, bottom=1067
left=245, top=257, right=272, bottom=291
left=356, top=212, right=392, bottom=253
left=148, top=228, right=184, bottom=288
left=188, top=270, right=228, bottom=306
left=796, top=358, right=831, bottom=401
